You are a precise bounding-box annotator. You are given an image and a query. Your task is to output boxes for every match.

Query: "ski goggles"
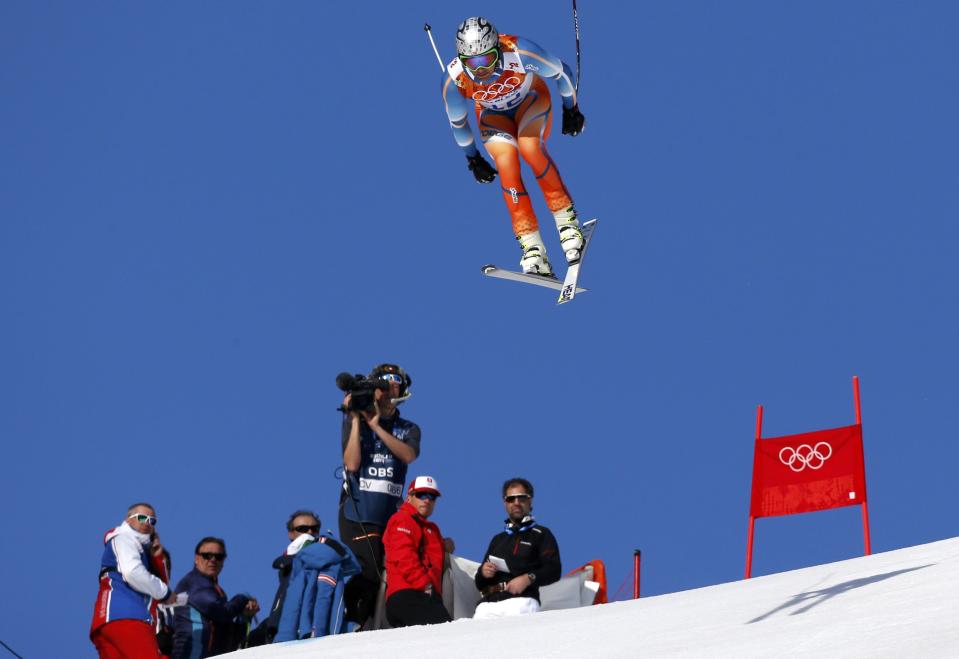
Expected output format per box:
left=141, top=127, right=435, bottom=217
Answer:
left=128, top=513, right=158, bottom=526
left=379, top=373, right=403, bottom=384
left=459, top=47, right=499, bottom=75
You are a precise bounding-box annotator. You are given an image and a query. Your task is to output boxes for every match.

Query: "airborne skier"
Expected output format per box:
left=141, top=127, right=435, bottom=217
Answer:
left=441, top=17, right=587, bottom=279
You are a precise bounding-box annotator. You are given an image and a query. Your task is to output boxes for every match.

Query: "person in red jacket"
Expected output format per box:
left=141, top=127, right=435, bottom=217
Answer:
left=383, top=476, right=454, bottom=627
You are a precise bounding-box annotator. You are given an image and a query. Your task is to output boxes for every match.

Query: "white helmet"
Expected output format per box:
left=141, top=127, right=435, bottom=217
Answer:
left=456, top=17, right=499, bottom=57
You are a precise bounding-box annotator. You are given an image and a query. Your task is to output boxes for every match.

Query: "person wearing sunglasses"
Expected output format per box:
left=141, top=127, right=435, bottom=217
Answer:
left=248, top=510, right=324, bottom=645
left=441, top=16, right=587, bottom=278
left=171, top=537, right=260, bottom=658
left=273, top=514, right=363, bottom=641
left=90, top=503, right=178, bottom=659
left=339, top=362, right=421, bottom=629
left=382, top=476, right=455, bottom=628
left=473, top=478, right=561, bottom=619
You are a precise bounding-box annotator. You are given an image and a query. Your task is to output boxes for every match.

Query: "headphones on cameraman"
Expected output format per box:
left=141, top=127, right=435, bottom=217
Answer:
left=369, top=363, right=412, bottom=404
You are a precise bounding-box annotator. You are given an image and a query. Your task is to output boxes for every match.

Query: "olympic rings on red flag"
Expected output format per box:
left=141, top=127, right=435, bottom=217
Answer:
left=778, top=442, right=833, bottom=472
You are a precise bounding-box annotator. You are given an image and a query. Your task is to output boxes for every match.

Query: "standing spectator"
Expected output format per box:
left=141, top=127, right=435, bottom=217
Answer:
left=90, top=503, right=177, bottom=659
left=382, top=476, right=453, bottom=628
left=339, top=363, right=420, bottom=627
left=473, top=478, right=561, bottom=619
left=248, top=510, right=323, bottom=645
left=171, top=537, right=260, bottom=658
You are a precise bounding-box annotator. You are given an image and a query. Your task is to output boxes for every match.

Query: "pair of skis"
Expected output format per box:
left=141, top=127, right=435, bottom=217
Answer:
left=481, top=219, right=597, bottom=305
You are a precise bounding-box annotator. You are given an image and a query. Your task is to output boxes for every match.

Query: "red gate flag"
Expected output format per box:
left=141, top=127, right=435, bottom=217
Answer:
left=745, top=377, right=871, bottom=578
left=750, top=423, right=867, bottom=518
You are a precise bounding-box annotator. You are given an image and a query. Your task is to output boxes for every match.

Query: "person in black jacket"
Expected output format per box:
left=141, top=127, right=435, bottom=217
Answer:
left=171, top=537, right=260, bottom=658
left=247, top=511, right=322, bottom=646
left=473, top=477, right=561, bottom=619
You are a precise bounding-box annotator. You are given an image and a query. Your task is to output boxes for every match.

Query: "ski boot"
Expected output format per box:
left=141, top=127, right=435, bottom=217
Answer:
left=554, top=206, right=585, bottom=265
left=559, top=224, right=585, bottom=265
left=518, top=242, right=554, bottom=278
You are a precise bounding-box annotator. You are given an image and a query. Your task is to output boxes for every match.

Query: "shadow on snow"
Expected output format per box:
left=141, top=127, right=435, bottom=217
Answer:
left=747, top=564, right=934, bottom=624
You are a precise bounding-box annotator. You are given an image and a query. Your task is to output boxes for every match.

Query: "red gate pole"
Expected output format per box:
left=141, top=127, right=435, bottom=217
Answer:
left=632, top=550, right=642, bottom=599
left=745, top=404, right=763, bottom=579
left=861, top=504, right=872, bottom=555
left=853, top=376, right=872, bottom=555
left=853, top=376, right=861, bottom=425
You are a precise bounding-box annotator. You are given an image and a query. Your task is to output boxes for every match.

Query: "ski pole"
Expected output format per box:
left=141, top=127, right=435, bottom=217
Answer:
left=572, top=0, right=581, bottom=92
left=424, top=23, right=446, bottom=72
left=0, top=638, right=24, bottom=659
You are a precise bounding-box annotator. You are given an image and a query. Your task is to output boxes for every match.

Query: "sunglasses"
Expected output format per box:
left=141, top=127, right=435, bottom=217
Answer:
left=294, top=525, right=320, bottom=534
left=128, top=513, right=158, bottom=526
left=504, top=494, right=531, bottom=503
left=413, top=492, right=438, bottom=502
left=459, top=48, right=499, bottom=74
left=198, top=552, right=227, bottom=562
left=379, top=373, right=403, bottom=384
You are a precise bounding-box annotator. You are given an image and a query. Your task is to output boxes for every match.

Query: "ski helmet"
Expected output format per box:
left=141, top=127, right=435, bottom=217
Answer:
left=456, top=17, right=499, bottom=57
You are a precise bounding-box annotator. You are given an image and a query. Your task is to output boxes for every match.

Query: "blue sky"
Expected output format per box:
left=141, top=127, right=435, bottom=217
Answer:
left=2, top=2, right=958, bottom=656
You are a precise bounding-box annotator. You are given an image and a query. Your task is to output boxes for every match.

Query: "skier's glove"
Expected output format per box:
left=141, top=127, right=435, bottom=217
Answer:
left=467, top=153, right=497, bottom=183
left=562, top=105, right=586, bottom=137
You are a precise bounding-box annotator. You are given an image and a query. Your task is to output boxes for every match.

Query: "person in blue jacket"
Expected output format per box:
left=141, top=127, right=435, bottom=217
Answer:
left=274, top=532, right=362, bottom=641
left=171, top=537, right=260, bottom=658
left=90, top=503, right=177, bottom=658
left=248, top=510, right=324, bottom=645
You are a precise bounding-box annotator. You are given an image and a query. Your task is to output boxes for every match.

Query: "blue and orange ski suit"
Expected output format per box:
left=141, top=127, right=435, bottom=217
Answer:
left=441, top=34, right=579, bottom=237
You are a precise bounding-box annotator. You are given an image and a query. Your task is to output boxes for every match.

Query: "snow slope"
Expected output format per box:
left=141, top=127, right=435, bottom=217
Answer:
left=230, top=537, right=959, bottom=658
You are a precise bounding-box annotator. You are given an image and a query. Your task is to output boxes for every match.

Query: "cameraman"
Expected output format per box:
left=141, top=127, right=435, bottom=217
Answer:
left=339, top=363, right=419, bottom=629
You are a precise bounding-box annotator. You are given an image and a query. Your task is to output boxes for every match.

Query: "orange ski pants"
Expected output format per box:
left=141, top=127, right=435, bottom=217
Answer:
left=476, top=76, right=574, bottom=237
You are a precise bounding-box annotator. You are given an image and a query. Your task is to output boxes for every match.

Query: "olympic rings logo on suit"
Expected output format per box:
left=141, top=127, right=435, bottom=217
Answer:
left=472, top=76, right=522, bottom=102
left=778, top=442, right=833, bottom=472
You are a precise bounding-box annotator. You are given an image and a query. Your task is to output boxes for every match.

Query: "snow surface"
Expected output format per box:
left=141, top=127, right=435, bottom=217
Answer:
left=229, top=537, right=959, bottom=658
